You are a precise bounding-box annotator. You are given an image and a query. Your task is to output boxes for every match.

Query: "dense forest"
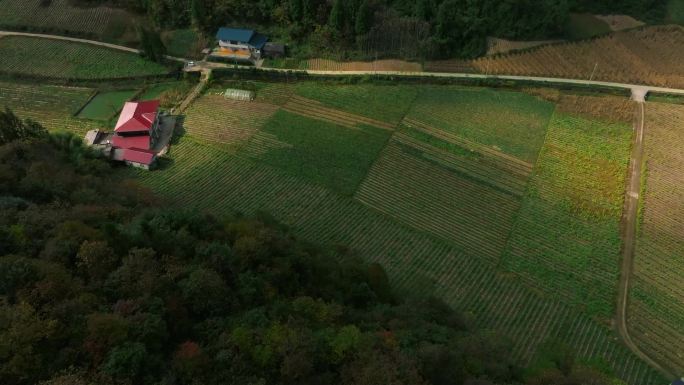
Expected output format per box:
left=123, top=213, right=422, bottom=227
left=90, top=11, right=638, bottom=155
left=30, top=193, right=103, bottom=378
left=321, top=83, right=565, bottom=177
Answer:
left=89, top=0, right=669, bottom=59
left=0, top=109, right=626, bottom=384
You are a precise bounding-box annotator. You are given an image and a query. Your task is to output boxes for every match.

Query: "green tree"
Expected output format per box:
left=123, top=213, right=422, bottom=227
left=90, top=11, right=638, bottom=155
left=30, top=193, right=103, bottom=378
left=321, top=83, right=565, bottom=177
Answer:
left=355, top=0, right=373, bottom=36
left=329, top=0, right=345, bottom=32
left=102, top=342, right=147, bottom=379
left=137, top=26, right=167, bottom=63
left=0, top=108, right=47, bottom=145
left=76, top=241, right=118, bottom=283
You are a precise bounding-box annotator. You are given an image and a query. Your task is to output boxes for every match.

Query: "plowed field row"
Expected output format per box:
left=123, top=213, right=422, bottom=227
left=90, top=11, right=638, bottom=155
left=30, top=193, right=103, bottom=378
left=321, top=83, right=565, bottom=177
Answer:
left=631, top=102, right=684, bottom=374
left=307, top=58, right=422, bottom=72
left=0, top=0, right=131, bottom=37
left=469, top=26, right=684, bottom=89
left=403, top=118, right=533, bottom=175
left=0, top=82, right=99, bottom=135
left=393, top=132, right=528, bottom=196
left=503, top=112, right=632, bottom=319
left=283, top=96, right=395, bottom=130
left=183, top=94, right=278, bottom=148
left=130, top=137, right=663, bottom=385
left=356, top=141, right=520, bottom=261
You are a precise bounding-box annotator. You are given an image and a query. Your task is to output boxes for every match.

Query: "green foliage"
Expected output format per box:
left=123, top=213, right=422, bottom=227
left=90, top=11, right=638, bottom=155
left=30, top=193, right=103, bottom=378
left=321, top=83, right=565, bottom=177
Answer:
left=245, top=110, right=391, bottom=195
left=138, top=26, right=168, bottom=63
left=503, top=112, right=632, bottom=319
left=564, top=13, right=612, bottom=40
left=0, top=108, right=48, bottom=145
left=102, top=342, right=148, bottom=379
left=0, top=37, right=168, bottom=79
left=405, top=87, right=555, bottom=163
left=668, top=0, right=684, bottom=24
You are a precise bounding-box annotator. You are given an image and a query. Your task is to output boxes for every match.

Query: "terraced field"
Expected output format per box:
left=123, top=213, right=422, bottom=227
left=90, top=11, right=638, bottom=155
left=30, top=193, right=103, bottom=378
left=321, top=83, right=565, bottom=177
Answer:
left=0, top=36, right=168, bottom=79
left=630, top=102, right=684, bottom=374
left=241, top=110, right=391, bottom=195
left=126, top=136, right=665, bottom=385
left=6, top=76, right=662, bottom=383
left=405, top=87, right=555, bottom=163
left=0, top=81, right=100, bottom=135
left=355, top=136, right=522, bottom=261
left=503, top=106, right=633, bottom=319
left=294, top=83, right=417, bottom=126
left=467, top=26, right=684, bottom=89
left=0, top=0, right=136, bottom=42
left=183, top=93, right=279, bottom=150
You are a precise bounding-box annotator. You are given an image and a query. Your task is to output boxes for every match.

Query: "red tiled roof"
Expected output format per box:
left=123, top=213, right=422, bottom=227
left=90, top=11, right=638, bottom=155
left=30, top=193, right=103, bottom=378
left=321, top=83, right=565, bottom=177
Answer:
left=114, top=100, right=160, bottom=133
left=112, top=134, right=150, bottom=150
left=123, top=148, right=156, bottom=165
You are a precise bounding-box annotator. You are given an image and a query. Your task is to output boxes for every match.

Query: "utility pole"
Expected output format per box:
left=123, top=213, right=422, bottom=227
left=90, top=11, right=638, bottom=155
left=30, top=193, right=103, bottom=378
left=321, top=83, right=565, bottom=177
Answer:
left=590, top=62, right=598, bottom=81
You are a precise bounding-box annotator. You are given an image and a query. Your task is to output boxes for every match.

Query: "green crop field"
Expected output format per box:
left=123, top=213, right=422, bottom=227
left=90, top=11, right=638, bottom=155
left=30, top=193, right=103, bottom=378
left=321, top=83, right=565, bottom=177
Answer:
left=405, top=87, right=555, bottom=163
left=125, top=135, right=663, bottom=385
left=26, top=77, right=666, bottom=384
left=294, top=83, right=418, bottom=125
left=242, top=110, right=391, bottom=195
left=502, top=111, right=632, bottom=319
left=0, top=37, right=168, bottom=79
left=0, top=81, right=100, bottom=135
left=0, top=0, right=137, bottom=43
left=630, top=102, right=684, bottom=375
left=78, top=90, right=137, bottom=121
left=182, top=93, right=279, bottom=151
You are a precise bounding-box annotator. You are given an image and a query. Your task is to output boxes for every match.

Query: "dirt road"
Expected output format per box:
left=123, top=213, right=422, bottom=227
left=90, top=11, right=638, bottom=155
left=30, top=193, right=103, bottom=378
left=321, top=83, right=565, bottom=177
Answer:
left=616, top=102, right=676, bottom=381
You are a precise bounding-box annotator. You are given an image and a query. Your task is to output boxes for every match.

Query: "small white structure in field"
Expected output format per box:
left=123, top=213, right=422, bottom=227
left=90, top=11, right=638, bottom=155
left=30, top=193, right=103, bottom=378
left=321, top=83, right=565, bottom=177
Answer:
left=224, top=88, right=255, bottom=101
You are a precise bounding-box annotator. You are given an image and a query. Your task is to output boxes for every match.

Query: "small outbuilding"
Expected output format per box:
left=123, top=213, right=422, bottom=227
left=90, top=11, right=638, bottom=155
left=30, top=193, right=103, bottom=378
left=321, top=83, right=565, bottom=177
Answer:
left=263, top=43, right=286, bottom=58
left=223, top=88, right=255, bottom=101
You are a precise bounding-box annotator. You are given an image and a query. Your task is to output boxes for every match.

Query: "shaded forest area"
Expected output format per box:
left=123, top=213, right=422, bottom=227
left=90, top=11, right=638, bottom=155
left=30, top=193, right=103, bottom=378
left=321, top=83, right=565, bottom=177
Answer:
left=0, top=108, right=627, bottom=384
left=75, top=0, right=670, bottom=59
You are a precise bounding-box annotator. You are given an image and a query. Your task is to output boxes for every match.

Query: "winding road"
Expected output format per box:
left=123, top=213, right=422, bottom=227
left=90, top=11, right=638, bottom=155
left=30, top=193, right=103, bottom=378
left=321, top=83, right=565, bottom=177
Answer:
left=1, top=29, right=682, bottom=381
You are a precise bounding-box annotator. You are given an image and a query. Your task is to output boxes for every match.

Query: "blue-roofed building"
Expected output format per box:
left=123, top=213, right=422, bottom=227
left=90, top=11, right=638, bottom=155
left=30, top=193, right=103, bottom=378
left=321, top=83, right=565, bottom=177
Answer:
left=213, top=27, right=268, bottom=61
left=672, top=378, right=684, bottom=385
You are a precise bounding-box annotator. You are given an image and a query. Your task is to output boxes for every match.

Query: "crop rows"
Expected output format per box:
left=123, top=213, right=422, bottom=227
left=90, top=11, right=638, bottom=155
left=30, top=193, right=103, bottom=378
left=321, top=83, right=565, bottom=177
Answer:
left=405, top=87, right=554, bottom=163
left=283, top=96, right=395, bottom=130
left=630, top=102, right=684, bottom=374
left=183, top=94, right=278, bottom=149
left=0, top=0, right=132, bottom=37
left=306, top=58, right=422, bottom=72
left=0, top=81, right=99, bottom=135
left=467, top=26, right=684, bottom=88
left=393, top=131, right=529, bottom=196
left=130, top=136, right=663, bottom=384
left=503, top=112, right=632, bottom=319
left=293, top=82, right=418, bottom=126
left=355, top=139, right=521, bottom=261
left=402, top=118, right=533, bottom=179
left=0, top=37, right=168, bottom=79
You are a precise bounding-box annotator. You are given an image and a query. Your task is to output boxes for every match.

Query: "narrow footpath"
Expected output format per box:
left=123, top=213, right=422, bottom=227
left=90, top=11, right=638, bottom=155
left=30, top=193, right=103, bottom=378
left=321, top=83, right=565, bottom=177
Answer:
left=616, top=102, right=676, bottom=381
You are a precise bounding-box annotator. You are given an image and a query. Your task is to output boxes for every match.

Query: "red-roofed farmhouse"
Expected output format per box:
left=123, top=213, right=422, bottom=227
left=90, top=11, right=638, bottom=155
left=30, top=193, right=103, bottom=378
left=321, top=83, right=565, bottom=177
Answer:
left=111, top=100, right=161, bottom=169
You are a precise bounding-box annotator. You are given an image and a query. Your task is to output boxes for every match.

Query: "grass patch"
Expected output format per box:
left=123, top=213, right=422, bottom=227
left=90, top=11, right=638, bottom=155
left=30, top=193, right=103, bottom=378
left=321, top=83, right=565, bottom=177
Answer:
left=406, top=87, right=555, bottom=163
left=242, top=110, right=391, bottom=195
left=0, top=36, right=168, bottom=79
left=294, top=83, right=417, bottom=125
left=78, top=90, right=137, bottom=121
left=564, top=13, right=612, bottom=40
left=139, top=83, right=178, bottom=100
